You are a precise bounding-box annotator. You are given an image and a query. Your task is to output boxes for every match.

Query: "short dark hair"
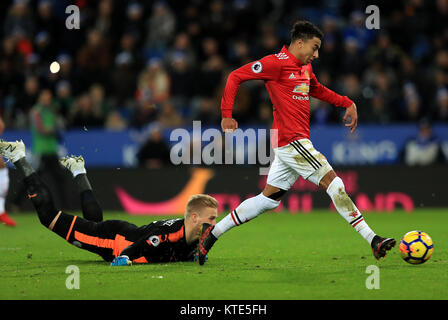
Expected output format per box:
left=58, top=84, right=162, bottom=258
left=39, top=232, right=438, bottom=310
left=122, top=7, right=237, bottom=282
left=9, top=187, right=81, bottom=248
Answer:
left=290, top=20, right=323, bottom=43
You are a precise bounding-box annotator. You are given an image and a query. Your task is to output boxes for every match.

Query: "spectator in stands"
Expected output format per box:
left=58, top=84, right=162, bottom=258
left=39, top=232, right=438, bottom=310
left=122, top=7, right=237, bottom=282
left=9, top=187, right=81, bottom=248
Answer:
left=35, top=0, right=59, bottom=41
left=111, top=52, right=139, bottom=106
left=257, top=22, right=280, bottom=58
left=0, top=36, right=24, bottom=77
left=195, top=97, right=220, bottom=125
left=29, top=88, right=68, bottom=208
left=4, top=0, right=34, bottom=39
left=70, top=93, right=104, bottom=129
left=137, top=124, right=171, bottom=168
left=0, top=0, right=446, bottom=134
left=227, top=40, right=252, bottom=66
left=55, top=53, right=77, bottom=91
left=34, top=30, right=55, bottom=66
left=316, top=34, right=341, bottom=78
left=340, top=36, right=364, bottom=76
left=158, top=101, right=184, bottom=128
left=130, top=98, right=158, bottom=129
left=145, top=1, right=176, bottom=51
left=342, top=73, right=367, bottom=109
left=401, top=82, right=422, bottom=122
left=403, top=119, right=442, bottom=166
left=89, top=83, right=111, bottom=122
left=369, top=95, right=392, bottom=124
left=342, top=10, right=375, bottom=53
left=168, top=52, right=195, bottom=114
left=318, top=15, right=343, bottom=76
left=76, top=29, right=111, bottom=91
left=119, top=32, right=142, bottom=70
left=165, top=32, right=196, bottom=69
left=136, top=57, right=170, bottom=106
left=54, top=80, right=74, bottom=121
left=372, top=71, right=399, bottom=120
left=198, top=38, right=224, bottom=98
left=12, top=74, right=40, bottom=128
left=124, top=2, right=145, bottom=48
left=93, top=0, right=117, bottom=40
left=105, top=110, right=127, bottom=131
left=366, top=32, right=404, bottom=70
left=258, top=102, right=273, bottom=126
left=434, top=87, right=448, bottom=121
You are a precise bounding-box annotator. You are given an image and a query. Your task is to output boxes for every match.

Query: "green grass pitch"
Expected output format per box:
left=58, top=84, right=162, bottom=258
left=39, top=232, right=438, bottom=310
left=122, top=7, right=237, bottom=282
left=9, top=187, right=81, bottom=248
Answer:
left=1, top=209, right=447, bottom=300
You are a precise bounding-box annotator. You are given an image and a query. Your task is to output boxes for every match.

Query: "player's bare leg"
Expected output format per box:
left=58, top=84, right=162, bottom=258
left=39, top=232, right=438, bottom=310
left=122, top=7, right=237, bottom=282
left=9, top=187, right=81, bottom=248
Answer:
left=319, top=170, right=396, bottom=259
left=0, top=158, right=15, bottom=226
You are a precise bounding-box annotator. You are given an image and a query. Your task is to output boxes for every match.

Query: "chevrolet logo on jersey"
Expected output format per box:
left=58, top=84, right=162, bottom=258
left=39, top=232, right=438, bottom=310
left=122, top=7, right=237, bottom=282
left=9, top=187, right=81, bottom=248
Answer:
left=293, top=83, right=309, bottom=94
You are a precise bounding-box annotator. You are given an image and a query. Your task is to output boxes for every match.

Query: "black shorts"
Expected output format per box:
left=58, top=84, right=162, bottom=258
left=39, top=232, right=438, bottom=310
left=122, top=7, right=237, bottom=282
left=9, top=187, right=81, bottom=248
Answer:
left=53, top=212, right=148, bottom=262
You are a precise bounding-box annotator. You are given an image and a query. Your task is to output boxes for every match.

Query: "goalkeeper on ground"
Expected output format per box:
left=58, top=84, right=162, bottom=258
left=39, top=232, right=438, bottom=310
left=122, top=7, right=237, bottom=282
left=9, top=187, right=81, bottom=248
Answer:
left=0, top=140, right=217, bottom=265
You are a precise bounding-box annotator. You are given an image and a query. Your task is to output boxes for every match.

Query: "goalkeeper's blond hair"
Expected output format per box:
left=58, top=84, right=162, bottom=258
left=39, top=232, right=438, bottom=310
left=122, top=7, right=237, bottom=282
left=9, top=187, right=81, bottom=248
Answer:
left=185, top=194, right=218, bottom=219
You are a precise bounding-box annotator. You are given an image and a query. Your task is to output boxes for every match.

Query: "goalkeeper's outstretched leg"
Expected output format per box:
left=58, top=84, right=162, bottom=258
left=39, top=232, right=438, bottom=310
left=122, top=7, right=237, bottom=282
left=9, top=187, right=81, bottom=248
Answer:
left=0, top=140, right=141, bottom=262
left=0, top=139, right=103, bottom=225
left=60, top=155, right=103, bottom=222
left=0, top=140, right=60, bottom=229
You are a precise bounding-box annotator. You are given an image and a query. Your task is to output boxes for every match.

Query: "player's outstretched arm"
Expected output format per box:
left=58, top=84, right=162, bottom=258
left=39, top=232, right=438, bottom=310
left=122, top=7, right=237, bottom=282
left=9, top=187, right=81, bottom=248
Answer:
left=114, top=238, right=147, bottom=265
left=112, top=230, right=162, bottom=266
left=221, top=56, right=281, bottom=125
left=343, top=103, right=358, bottom=133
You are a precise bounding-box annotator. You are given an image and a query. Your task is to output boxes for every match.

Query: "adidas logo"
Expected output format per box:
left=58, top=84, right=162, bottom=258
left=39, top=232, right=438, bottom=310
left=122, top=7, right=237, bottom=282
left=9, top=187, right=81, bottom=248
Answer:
left=288, top=73, right=296, bottom=79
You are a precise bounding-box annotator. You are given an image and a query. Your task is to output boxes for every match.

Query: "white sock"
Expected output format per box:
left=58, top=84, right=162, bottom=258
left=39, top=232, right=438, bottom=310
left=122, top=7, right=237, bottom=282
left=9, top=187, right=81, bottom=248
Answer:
left=0, top=167, right=9, bottom=213
left=212, top=193, right=280, bottom=238
left=326, top=177, right=376, bottom=244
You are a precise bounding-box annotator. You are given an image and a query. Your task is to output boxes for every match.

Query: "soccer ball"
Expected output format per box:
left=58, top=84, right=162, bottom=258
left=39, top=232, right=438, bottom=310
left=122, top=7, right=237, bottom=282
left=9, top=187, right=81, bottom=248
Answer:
left=399, top=231, right=434, bottom=264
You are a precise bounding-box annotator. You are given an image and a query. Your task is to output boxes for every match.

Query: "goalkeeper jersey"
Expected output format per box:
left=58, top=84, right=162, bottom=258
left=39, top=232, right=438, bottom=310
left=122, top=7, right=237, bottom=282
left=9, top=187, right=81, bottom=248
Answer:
left=119, top=218, right=198, bottom=263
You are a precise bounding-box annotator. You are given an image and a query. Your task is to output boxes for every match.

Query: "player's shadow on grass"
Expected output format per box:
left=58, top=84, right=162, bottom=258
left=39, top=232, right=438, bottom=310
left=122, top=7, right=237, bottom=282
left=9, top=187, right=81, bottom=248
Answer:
left=62, top=259, right=199, bottom=269
left=63, top=260, right=107, bottom=266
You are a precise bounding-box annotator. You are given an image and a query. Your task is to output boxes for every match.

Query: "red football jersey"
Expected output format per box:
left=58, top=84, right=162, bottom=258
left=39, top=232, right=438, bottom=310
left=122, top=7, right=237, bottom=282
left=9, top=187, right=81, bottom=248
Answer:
left=221, top=45, right=354, bottom=147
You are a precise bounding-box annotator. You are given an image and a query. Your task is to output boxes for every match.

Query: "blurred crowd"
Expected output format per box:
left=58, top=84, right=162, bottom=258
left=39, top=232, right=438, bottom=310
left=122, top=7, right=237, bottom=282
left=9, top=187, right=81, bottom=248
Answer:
left=0, top=0, right=447, bottom=133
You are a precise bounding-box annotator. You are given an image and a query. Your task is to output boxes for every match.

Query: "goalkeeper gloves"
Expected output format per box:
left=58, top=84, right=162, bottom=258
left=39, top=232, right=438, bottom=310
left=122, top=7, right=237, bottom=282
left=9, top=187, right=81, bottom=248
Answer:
left=111, top=255, right=132, bottom=266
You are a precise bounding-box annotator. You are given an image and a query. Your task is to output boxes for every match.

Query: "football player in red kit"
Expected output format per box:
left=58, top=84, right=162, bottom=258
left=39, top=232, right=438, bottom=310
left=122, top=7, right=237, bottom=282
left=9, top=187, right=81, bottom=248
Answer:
left=198, top=20, right=395, bottom=265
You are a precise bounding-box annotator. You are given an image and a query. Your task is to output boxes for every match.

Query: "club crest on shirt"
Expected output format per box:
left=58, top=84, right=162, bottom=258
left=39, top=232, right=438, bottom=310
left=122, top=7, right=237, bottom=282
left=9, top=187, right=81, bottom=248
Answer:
left=303, top=70, right=310, bottom=79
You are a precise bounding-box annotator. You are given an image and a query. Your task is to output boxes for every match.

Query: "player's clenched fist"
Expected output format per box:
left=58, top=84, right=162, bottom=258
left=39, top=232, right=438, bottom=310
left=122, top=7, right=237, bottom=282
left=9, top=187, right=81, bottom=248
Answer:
left=343, top=103, right=358, bottom=133
left=221, top=117, right=238, bottom=133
